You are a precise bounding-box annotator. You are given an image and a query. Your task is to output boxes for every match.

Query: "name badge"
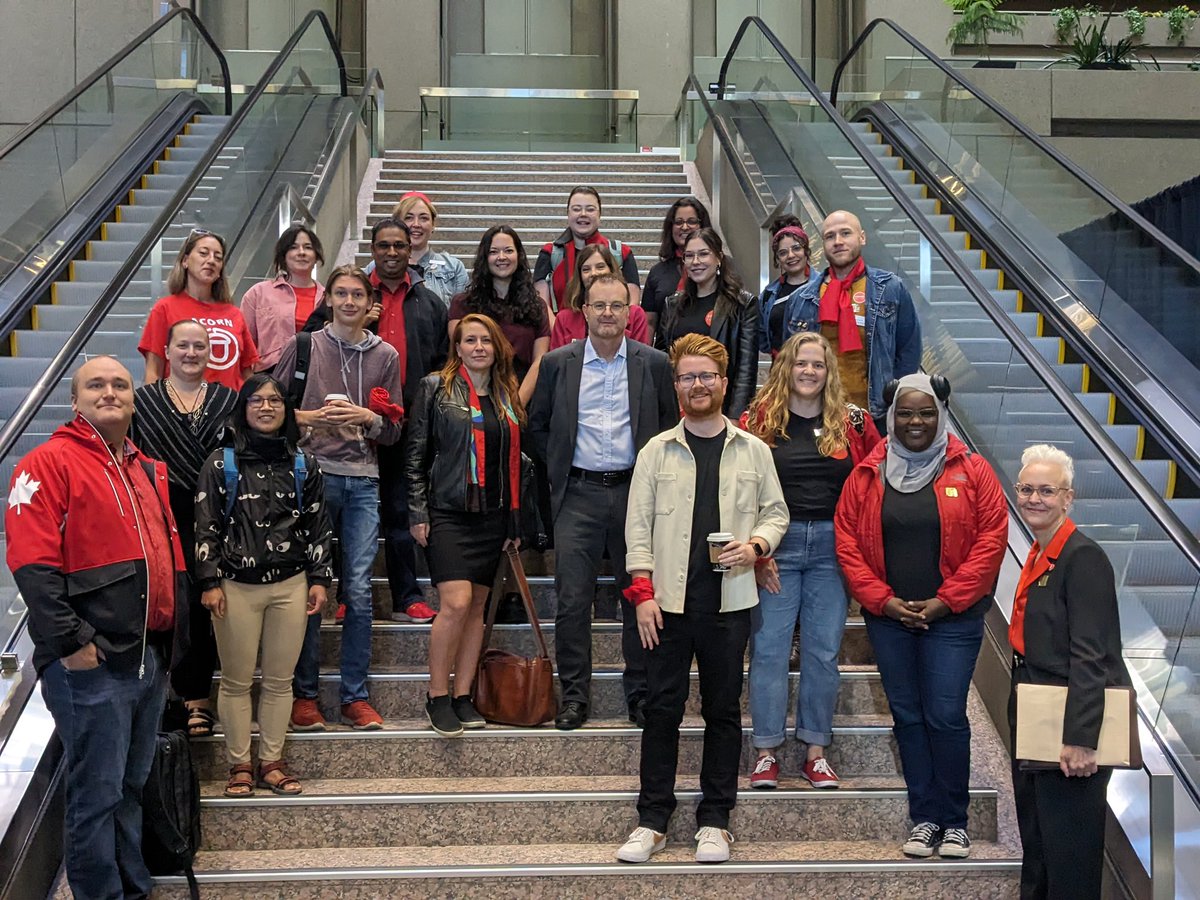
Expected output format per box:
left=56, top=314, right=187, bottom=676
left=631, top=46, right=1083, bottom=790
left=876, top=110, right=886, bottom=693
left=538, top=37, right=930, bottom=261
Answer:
left=944, top=487, right=958, bottom=498
left=854, top=315, right=866, bottom=327
left=1037, top=574, right=1050, bottom=587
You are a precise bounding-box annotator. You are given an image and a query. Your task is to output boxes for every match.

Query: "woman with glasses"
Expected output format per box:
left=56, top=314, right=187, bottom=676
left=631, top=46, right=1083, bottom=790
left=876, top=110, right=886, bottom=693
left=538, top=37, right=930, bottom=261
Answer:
left=835, top=373, right=1007, bottom=859
left=241, top=224, right=326, bottom=374
left=405, top=314, right=530, bottom=737
left=139, top=229, right=259, bottom=389
left=549, top=244, right=648, bottom=349
left=392, top=191, right=468, bottom=307
left=194, top=374, right=333, bottom=796
left=656, top=228, right=759, bottom=416
left=1008, top=444, right=1131, bottom=900
left=642, top=197, right=713, bottom=336
left=741, top=332, right=880, bottom=791
left=449, top=225, right=549, bottom=406
left=760, top=216, right=816, bottom=356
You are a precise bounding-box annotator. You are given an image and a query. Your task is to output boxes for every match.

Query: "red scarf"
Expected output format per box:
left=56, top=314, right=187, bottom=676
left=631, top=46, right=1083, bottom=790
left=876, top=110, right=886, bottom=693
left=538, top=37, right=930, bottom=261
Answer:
left=819, top=257, right=866, bottom=352
left=1009, top=518, right=1076, bottom=656
left=463, top=371, right=521, bottom=511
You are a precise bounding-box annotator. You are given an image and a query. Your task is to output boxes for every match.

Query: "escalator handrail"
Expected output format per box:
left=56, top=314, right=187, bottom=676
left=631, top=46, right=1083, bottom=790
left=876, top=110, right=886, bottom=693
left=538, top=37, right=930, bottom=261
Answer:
left=0, top=9, right=347, bottom=465
left=829, top=17, right=1200, bottom=283
left=0, top=7, right=231, bottom=160
left=715, top=15, right=1200, bottom=577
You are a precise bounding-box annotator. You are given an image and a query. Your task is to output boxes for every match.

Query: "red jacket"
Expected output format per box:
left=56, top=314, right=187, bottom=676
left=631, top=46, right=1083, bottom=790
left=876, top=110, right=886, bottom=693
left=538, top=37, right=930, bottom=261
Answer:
left=6, top=416, right=186, bottom=673
left=834, top=434, right=1008, bottom=616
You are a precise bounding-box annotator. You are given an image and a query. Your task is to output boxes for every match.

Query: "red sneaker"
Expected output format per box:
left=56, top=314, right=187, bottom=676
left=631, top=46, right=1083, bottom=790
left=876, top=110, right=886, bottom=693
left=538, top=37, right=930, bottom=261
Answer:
left=801, top=756, right=840, bottom=789
left=392, top=601, right=436, bottom=623
left=289, top=698, right=326, bottom=732
left=341, top=700, right=384, bottom=730
left=750, top=755, right=779, bottom=789
left=334, top=603, right=346, bottom=623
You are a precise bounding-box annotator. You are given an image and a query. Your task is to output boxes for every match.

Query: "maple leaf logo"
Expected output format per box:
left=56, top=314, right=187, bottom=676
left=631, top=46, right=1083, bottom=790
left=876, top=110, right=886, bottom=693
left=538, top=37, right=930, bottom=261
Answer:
left=8, top=470, right=41, bottom=515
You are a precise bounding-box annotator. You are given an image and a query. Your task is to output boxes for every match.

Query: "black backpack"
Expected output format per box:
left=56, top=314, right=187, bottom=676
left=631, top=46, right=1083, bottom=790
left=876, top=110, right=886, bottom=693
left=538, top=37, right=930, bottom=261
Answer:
left=141, top=729, right=202, bottom=899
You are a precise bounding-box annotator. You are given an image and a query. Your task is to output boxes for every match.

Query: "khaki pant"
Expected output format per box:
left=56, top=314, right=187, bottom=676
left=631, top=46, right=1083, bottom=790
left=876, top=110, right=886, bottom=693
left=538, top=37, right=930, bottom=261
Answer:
left=212, top=574, right=309, bottom=765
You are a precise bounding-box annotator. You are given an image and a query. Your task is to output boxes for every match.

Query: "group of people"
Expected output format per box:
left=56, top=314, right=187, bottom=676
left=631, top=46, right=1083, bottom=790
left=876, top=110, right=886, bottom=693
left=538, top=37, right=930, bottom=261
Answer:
left=6, top=185, right=1127, bottom=900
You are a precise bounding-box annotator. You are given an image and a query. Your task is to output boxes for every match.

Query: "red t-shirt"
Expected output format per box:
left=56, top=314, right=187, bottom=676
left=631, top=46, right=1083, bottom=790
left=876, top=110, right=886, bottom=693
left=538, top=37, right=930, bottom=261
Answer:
left=292, top=284, right=318, bottom=333
left=138, top=294, right=260, bottom=390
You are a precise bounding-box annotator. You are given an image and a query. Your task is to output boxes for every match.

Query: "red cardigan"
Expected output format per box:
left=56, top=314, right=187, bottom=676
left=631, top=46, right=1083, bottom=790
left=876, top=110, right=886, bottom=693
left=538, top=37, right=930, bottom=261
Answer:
left=834, top=434, right=1008, bottom=616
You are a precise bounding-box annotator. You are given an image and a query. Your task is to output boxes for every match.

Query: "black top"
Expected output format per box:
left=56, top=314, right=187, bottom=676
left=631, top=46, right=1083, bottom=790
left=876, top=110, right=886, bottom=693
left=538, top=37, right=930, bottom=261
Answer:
left=643, top=258, right=683, bottom=316
left=772, top=412, right=853, bottom=520
left=768, top=280, right=803, bottom=351
left=132, top=380, right=238, bottom=490
left=685, top=427, right=726, bottom=614
left=667, top=292, right=718, bottom=344
left=881, top=481, right=943, bottom=601
left=469, top=395, right=503, bottom=512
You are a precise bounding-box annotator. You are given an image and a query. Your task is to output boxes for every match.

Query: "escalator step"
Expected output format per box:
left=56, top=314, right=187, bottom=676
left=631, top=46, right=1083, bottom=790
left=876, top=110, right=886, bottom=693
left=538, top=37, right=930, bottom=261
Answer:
left=51, top=280, right=153, bottom=306
left=11, top=331, right=140, bottom=359
left=957, top=390, right=1111, bottom=423
left=84, top=241, right=150, bottom=263
left=953, top=336, right=1061, bottom=366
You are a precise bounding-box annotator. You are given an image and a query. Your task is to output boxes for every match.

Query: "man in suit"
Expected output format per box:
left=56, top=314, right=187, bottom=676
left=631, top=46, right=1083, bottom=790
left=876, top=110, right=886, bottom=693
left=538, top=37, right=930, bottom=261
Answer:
left=528, top=274, right=679, bottom=730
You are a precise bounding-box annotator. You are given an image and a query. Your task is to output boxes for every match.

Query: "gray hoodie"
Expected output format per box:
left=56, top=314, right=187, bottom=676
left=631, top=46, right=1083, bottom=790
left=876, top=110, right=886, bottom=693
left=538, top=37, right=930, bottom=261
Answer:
left=275, top=326, right=404, bottom=477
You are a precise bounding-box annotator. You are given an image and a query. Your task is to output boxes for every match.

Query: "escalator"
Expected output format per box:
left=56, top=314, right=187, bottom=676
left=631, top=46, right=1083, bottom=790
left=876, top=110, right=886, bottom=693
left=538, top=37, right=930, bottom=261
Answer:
left=705, top=17, right=1200, bottom=808
left=0, top=12, right=381, bottom=896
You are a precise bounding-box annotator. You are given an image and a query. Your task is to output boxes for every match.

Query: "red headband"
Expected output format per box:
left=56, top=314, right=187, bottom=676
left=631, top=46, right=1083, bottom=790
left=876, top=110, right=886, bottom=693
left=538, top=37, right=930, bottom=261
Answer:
left=772, top=225, right=809, bottom=247
left=401, top=191, right=432, bottom=206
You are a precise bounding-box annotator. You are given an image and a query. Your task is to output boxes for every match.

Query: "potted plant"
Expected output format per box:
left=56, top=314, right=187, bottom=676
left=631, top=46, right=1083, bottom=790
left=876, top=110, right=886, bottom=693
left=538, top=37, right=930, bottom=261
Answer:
left=1052, top=5, right=1100, bottom=43
left=1055, top=12, right=1159, bottom=68
left=945, top=0, right=1024, bottom=64
left=1166, top=5, right=1198, bottom=44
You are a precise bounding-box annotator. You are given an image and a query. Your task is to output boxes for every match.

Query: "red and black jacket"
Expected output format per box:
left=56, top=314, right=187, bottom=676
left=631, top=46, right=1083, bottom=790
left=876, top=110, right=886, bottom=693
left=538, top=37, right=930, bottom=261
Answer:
left=5, top=416, right=188, bottom=674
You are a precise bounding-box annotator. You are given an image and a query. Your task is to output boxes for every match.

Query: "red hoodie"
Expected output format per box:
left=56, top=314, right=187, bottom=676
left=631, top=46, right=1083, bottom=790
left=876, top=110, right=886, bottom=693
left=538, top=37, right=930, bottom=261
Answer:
left=834, top=434, right=1008, bottom=616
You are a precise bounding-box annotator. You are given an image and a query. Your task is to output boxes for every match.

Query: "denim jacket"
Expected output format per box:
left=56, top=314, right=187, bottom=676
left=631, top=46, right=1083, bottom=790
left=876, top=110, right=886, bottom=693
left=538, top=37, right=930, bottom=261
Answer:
left=758, top=271, right=819, bottom=354
left=781, top=265, right=922, bottom=418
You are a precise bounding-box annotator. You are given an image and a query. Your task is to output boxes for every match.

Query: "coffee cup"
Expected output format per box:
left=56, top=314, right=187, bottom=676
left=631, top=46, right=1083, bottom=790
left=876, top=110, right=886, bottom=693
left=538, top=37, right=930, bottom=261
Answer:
left=324, top=393, right=351, bottom=405
left=707, top=532, right=735, bottom=572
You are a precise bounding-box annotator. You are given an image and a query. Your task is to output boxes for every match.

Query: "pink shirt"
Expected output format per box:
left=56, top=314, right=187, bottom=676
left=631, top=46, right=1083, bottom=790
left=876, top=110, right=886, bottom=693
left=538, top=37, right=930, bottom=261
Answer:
left=240, top=276, right=327, bottom=371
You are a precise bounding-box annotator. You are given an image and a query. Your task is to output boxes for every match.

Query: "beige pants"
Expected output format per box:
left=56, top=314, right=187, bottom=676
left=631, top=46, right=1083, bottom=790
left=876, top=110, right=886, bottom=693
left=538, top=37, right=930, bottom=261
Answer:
left=212, top=574, right=309, bottom=765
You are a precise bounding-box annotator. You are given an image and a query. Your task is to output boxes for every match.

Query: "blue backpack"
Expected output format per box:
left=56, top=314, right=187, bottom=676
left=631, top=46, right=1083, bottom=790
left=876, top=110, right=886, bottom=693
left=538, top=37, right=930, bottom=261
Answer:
left=222, top=446, right=308, bottom=520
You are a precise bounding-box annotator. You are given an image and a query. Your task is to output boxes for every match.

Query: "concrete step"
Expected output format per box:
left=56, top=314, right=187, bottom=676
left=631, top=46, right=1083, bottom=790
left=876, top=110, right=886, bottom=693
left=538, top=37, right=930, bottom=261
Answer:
left=376, top=176, right=691, bottom=191
left=363, top=213, right=664, bottom=232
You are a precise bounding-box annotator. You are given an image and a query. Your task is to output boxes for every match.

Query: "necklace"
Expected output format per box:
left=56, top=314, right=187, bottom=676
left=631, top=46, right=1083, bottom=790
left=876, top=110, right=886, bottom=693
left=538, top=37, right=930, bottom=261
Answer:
left=166, top=379, right=208, bottom=434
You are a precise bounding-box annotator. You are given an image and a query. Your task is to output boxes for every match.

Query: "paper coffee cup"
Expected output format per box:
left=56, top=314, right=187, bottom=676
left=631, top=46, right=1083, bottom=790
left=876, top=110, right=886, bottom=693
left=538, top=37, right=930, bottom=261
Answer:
left=707, top=532, right=735, bottom=572
left=324, top=393, right=351, bottom=404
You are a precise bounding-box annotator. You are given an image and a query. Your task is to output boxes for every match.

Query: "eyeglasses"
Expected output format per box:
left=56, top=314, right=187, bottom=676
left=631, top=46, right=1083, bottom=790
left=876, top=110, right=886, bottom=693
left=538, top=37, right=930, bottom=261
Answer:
left=682, top=249, right=714, bottom=262
left=775, top=245, right=807, bottom=260
left=189, top=228, right=214, bottom=238
left=247, top=396, right=284, bottom=409
left=894, top=407, right=938, bottom=421
left=587, top=301, right=628, bottom=313
left=673, top=217, right=701, bottom=227
left=374, top=241, right=409, bottom=252
left=1013, top=483, right=1069, bottom=499
left=675, top=372, right=721, bottom=387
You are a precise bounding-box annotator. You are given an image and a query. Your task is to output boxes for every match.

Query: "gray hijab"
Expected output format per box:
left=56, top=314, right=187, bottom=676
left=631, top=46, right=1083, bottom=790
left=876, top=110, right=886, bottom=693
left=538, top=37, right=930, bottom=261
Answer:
left=885, top=373, right=949, bottom=493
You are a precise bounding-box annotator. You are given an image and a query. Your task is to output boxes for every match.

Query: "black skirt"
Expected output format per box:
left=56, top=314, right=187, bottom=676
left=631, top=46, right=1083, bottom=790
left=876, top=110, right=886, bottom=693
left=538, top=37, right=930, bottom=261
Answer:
left=426, top=508, right=508, bottom=587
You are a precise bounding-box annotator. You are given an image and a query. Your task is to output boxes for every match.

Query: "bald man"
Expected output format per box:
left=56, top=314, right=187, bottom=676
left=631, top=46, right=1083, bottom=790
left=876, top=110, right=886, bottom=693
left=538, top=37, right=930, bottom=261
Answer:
left=6, top=355, right=185, bottom=900
left=781, top=210, right=921, bottom=426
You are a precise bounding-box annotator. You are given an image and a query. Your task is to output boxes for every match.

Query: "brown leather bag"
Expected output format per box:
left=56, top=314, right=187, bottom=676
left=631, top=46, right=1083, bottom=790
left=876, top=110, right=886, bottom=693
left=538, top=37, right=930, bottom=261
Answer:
left=472, top=547, right=558, bottom=727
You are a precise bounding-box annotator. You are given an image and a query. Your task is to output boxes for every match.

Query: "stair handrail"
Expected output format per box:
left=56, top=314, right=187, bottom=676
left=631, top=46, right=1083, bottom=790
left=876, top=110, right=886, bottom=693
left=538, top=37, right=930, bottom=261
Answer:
left=0, top=7, right=232, bottom=159
left=0, top=9, right=347, bottom=465
left=715, top=15, right=1200, bottom=579
left=829, top=17, right=1200, bottom=284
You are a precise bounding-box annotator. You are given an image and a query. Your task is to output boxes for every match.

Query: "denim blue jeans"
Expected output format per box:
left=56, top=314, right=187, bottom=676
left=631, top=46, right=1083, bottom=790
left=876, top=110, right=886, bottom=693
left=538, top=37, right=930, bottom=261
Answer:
left=40, top=647, right=165, bottom=900
left=294, top=473, right=379, bottom=705
left=748, top=519, right=847, bottom=749
left=864, top=609, right=984, bottom=829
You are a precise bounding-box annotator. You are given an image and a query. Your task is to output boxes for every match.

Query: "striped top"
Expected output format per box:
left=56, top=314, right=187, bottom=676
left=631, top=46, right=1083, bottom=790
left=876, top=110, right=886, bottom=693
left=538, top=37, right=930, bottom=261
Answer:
left=133, top=380, right=238, bottom=490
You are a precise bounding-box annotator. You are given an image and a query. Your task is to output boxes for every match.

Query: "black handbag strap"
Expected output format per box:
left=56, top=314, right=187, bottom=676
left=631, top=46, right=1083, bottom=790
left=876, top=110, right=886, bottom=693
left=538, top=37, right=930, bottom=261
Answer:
left=481, top=547, right=550, bottom=659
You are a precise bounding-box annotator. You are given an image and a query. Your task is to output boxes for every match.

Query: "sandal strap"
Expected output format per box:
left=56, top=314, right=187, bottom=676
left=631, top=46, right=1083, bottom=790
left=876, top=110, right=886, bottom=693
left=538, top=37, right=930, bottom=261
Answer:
left=258, top=759, right=289, bottom=778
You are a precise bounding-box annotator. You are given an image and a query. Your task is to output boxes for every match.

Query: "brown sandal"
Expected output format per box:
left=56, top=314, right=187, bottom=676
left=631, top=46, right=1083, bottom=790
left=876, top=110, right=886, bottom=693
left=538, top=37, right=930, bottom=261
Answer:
left=224, top=763, right=254, bottom=798
left=256, top=759, right=303, bottom=795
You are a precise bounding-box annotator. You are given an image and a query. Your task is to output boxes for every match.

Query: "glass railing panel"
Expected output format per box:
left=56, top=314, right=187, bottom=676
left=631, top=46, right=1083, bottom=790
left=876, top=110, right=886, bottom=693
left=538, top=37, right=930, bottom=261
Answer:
left=1157, top=584, right=1200, bottom=789
left=831, top=22, right=1200, bottom=409
left=0, top=14, right=225, bottom=285
left=421, top=93, right=638, bottom=151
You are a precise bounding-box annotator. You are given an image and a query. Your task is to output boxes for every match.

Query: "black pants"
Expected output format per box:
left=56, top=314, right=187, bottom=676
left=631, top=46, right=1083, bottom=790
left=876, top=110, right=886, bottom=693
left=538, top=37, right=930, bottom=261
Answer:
left=167, top=484, right=217, bottom=702
left=637, top=603, right=750, bottom=832
left=553, top=476, right=645, bottom=709
left=378, top=439, right=422, bottom=613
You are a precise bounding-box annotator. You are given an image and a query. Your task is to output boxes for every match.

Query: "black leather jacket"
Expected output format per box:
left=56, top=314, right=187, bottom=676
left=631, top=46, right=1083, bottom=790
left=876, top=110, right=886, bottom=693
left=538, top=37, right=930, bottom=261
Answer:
left=656, top=288, right=760, bottom=416
left=404, top=374, right=538, bottom=539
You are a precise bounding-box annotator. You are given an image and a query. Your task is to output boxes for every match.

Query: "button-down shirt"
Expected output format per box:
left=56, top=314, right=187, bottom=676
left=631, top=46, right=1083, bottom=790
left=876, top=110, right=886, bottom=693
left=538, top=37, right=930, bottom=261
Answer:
left=571, top=337, right=635, bottom=471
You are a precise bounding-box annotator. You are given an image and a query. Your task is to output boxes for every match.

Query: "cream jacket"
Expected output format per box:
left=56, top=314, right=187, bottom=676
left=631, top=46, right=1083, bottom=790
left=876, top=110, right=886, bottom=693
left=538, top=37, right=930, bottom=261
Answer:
left=625, top=418, right=788, bottom=613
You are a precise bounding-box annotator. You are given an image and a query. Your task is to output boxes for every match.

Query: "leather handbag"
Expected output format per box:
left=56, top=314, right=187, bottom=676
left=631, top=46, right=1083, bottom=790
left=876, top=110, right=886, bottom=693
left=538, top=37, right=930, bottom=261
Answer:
left=472, top=547, right=557, bottom=727
left=1015, top=682, right=1142, bottom=770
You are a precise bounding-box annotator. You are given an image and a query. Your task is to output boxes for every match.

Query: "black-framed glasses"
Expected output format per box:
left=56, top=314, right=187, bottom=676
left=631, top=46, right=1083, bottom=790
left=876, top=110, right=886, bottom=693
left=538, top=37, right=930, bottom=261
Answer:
left=1013, top=483, right=1068, bottom=499
left=675, top=372, right=720, bottom=387
left=672, top=217, right=701, bottom=227
left=247, top=396, right=285, bottom=409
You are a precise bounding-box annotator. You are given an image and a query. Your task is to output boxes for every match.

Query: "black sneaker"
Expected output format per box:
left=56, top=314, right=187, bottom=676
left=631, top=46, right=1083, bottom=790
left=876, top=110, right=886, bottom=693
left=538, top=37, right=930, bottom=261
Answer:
left=939, top=827, right=971, bottom=858
left=425, top=694, right=463, bottom=737
left=451, top=695, right=486, bottom=729
left=902, top=822, right=941, bottom=858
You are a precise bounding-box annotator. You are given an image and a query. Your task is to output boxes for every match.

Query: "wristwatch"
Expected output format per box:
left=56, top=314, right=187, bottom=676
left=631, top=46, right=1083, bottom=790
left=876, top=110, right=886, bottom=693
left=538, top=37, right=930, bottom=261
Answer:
left=752, top=540, right=766, bottom=557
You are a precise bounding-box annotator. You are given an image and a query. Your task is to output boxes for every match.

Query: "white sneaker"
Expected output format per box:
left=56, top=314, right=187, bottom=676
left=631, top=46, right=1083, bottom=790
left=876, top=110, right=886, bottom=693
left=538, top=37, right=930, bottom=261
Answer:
left=694, top=826, right=734, bottom=863
left=616, top=826, right=666, bottom=863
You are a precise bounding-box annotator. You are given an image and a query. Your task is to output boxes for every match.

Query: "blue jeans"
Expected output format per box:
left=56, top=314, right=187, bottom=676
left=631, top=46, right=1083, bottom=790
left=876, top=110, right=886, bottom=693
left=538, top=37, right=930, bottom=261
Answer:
left=294, top=473, right=379, bottom=705
left=748, top=519, right=846, bottom=748
left=40, top=647, right=165, bottom=900
left=864, top=610, right=984, bottom=829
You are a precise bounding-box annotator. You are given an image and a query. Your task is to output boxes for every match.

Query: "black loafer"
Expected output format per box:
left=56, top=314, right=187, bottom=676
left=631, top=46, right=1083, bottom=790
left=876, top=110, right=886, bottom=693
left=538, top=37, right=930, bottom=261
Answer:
left=555, top=701, right=588, bottom=730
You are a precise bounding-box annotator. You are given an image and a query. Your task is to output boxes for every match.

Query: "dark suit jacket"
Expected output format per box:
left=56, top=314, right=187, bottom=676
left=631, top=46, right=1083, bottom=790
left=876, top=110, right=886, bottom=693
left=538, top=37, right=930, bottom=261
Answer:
left=1015, top=527, right=1132, bottom=750
left=527, top=338, right=679, bottom=522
